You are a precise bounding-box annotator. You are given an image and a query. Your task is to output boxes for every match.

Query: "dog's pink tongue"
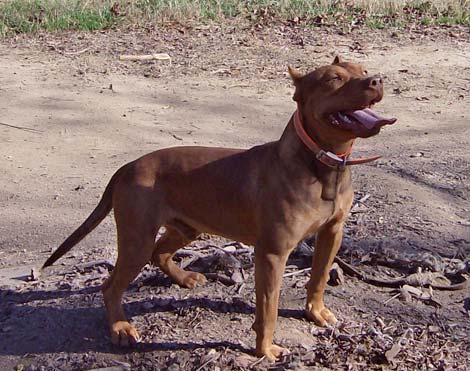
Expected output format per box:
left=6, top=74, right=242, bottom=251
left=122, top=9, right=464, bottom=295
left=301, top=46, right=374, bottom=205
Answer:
left=347, top=108, right=397, bottom=129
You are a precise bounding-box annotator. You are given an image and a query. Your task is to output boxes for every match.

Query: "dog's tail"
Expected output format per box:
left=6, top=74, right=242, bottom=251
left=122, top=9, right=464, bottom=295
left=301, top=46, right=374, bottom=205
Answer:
left=42, top=168, right=123, bottom=269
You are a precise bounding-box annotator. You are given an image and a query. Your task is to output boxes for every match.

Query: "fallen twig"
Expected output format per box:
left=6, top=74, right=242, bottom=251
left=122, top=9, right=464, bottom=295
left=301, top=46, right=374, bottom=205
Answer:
left=62, top=47, right=89, bottom=56
left=283, top=267, right=311, bottom=278
left=195, top=350, right=219, bottom=371
left=248, top=355, right=266, bottom=368
left=204, top=272, right=236, bottom=286
left=74, top=259, right=114, bottom=273
left=0, top=121, right=43, bottom=133
left=119, top=53, right=171, bottom=64
left=383, top=292, right=401, bottom=305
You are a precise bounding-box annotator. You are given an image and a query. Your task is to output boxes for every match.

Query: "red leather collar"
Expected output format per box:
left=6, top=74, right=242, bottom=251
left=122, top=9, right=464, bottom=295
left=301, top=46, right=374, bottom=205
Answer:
left=292, top=109, right=381, bottom=169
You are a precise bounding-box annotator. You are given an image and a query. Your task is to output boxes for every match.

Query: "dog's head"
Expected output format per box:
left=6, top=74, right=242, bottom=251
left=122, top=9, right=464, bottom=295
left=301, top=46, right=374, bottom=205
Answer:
left=289, top=57, right=396, bottom=140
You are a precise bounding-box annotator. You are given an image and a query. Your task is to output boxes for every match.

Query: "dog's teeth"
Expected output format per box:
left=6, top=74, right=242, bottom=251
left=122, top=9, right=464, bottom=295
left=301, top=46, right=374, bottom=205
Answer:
left=338, top=113, right=353, bottom=125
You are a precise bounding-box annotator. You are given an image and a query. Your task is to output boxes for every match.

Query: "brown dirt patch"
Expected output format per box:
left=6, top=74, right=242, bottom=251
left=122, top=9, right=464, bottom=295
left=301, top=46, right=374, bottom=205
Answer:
left=0, top=23, right=469, bottom=370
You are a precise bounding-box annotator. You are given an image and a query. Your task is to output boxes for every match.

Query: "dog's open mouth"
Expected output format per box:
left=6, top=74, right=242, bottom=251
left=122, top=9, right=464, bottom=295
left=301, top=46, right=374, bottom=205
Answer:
left=329, top=108, right=397, bottom=134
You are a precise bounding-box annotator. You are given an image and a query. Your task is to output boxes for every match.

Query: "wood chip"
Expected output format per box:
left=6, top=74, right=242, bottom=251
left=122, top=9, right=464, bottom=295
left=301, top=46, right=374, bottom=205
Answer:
left=29, top=267, right=40, bottom=281
left=385, top=342, right=401, bottom=363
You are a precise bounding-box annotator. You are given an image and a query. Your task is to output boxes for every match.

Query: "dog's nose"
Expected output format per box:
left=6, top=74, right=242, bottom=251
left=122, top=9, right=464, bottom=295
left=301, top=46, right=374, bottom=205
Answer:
left=368, top=75, right=383, bottom=89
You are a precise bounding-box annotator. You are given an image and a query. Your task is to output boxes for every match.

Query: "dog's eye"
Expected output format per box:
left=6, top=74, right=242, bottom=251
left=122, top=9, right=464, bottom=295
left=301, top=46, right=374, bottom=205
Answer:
left=363, top=70, right=368, bottom=76
left=329, top=75, right=342, bottom=82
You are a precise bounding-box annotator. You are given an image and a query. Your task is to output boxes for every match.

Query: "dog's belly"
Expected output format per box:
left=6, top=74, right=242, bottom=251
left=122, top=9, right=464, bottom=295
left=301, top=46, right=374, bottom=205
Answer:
left=176, top=216, right=259, bottom=245
left=163, top=175, right=261, bottom=245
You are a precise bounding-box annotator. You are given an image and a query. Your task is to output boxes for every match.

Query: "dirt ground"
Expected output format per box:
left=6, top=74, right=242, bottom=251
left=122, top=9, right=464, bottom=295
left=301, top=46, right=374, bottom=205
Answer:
left=0, top=22, right=469, bottom=371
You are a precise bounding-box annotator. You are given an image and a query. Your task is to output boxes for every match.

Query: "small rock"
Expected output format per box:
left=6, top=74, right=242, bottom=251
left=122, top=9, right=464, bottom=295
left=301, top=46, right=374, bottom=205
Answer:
left=399, top=288, right=412, bottom=303
left=463, top=297, right=470, bottom=311
left=328, top=263, right=344, bottom=286
left=231, top=270, right=244, bottom=283
left=166, top=364, right=179, bottom=371
left=222, top=245, right=236, bottom=253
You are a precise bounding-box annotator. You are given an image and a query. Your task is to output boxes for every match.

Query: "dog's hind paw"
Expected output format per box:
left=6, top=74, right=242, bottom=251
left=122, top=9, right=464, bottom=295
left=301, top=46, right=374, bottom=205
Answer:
left=256, top=344, right=290, bottom=362
left=110, top=321, right=141, bottom=347
left=305, top=304, right=338, bottom=327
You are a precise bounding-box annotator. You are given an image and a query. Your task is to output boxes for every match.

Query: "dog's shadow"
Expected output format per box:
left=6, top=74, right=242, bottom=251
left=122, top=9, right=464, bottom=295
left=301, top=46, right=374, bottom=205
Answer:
left=0, top=283, right=304, bottom=357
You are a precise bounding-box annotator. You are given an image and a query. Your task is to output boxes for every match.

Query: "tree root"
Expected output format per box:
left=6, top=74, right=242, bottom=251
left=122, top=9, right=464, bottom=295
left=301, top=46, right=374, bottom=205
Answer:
left=334, top=256, right=468, bottom=291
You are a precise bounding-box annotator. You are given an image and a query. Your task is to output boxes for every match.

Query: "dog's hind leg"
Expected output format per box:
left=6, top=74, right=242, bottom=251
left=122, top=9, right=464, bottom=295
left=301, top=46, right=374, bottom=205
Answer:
left=102, top=201, right=158, bottom=346
left=151, top=224, right=206, bottom=289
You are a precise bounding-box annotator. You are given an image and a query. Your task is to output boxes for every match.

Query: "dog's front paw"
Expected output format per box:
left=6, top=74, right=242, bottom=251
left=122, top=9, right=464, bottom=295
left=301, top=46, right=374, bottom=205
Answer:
left=178, top=271, right=206, bottom=289
left=305, top=304, right=338, bottom=327
left=256, top=344, right=290, bottom=362
left=110, top=321, right=140, bottom=346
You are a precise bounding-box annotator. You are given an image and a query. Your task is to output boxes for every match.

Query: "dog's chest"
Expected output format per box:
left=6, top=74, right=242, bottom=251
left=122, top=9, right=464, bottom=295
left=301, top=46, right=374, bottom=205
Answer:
left=300, top=175, right=353, bottom=237
left=304, top=196, right=347, bottom=232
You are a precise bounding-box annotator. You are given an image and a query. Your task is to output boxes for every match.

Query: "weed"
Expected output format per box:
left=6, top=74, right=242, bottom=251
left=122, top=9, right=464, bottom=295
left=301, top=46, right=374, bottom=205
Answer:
left=0, top=0, right=469, bottom=37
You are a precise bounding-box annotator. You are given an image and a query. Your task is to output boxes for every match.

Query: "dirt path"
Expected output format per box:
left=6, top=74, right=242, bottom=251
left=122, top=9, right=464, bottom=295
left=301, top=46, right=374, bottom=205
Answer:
left=0, top=26, right=469, bottom=370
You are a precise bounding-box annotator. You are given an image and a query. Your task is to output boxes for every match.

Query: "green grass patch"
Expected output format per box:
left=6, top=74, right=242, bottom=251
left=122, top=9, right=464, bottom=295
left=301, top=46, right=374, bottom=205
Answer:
left=365, top=17, right=386, bottom=29
left=0, top=0, right=469, bottom=37
left=0, top=0, right=116, bottom=36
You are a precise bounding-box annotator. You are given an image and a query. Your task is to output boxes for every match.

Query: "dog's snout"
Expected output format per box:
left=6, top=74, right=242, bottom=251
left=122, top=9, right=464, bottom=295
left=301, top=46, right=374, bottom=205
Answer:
left=368, top=75, right=383, bottom=88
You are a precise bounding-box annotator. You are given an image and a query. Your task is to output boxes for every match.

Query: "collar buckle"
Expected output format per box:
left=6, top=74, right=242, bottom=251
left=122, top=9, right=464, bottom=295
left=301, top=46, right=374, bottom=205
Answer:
left=316, top=150, right=348, bottom=169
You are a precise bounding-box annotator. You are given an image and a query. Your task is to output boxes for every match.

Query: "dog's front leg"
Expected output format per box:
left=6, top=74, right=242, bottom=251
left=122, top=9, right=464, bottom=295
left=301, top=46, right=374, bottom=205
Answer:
left=305, top=222, right=343, bottom=326
left=252, top=241, right=292, bottom=361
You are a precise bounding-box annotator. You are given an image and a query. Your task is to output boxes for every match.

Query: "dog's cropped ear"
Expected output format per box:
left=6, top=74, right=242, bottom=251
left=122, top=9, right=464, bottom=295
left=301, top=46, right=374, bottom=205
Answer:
left=332, top=55, right=343, bottom=65
left=288, top=66, right=303, bottom=102
left=288, top=65, right=303, bottom=82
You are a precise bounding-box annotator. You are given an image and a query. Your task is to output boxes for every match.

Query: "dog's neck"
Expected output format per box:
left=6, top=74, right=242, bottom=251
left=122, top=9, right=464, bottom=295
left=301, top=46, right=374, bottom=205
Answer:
left=278, top=113, right=355, bottom=168
left=277, top=117, right=351, bottom=201
left=277, top=114, right=352, bottom=199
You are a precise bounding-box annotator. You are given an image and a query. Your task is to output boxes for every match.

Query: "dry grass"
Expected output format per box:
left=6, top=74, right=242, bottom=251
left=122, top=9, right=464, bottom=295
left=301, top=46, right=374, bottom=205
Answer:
left=0, top=0, right=469, bottom=37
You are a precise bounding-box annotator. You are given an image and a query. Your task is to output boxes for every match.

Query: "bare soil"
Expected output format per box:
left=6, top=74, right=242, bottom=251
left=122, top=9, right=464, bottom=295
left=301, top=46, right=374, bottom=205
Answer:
left=0, top=22, right=469, bottom=371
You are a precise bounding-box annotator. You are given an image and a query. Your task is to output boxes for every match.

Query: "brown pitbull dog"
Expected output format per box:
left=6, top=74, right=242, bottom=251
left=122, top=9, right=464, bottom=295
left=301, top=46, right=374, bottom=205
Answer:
left=43, top=57, right=396, bottom=360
